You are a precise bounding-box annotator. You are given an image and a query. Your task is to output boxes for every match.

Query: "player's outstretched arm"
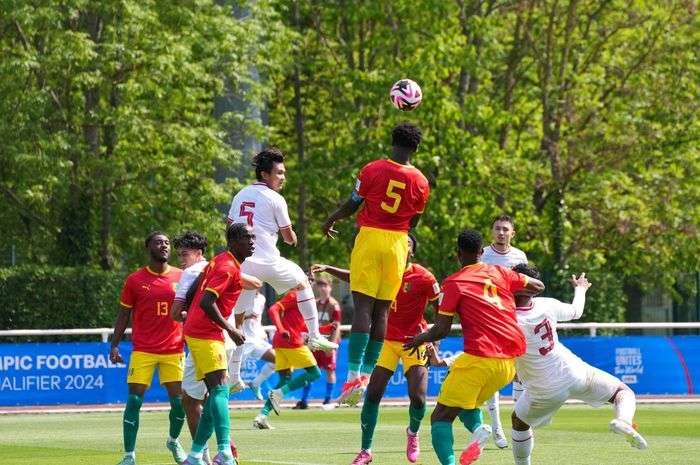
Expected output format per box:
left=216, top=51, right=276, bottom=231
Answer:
left=569, top=273, right=592, bottom=319
left=403, top=313, right=453, bottom=352
left=310, top=263, right=350, bottom=283
left=520, top=276, right=545, bottom=295
left=322, top=196, right=363, bottom=238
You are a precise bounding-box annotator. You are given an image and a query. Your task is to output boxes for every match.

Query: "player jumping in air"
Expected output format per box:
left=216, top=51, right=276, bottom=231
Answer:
left=509, top=263, right=647, bottom=465
left=404, top=229, right=544, bottom=465
left=322, top=123, right=430, bottom=405
left=227, top=148, right=337, bottom=390
left=110, top=232, right=185, bottom=465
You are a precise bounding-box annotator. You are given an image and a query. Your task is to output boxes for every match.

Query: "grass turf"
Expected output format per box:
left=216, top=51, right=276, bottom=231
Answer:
left=0, top=404, right=697, bottom=465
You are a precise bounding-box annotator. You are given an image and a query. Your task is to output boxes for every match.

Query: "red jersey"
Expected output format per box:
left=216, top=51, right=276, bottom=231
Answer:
left=355, top=159, right=430, bottom=232
left=438, top=262, right=529, bottom=358
left=119, top=265, right=183, bottom=354
left=184, top=251, right=242, bottom=341
left=270, top=292, right=308, bottom=349
left=317, top=296, right=342, bottom=337
left=386, top=263, right=440, bottom=342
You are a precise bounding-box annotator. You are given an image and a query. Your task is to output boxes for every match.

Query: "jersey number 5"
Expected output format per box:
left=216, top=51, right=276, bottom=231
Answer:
left=240, top=201, right=255, bottom=226
left=381, top=180, right=406, bottom=214
left=534, top=320, right=555, bottom=355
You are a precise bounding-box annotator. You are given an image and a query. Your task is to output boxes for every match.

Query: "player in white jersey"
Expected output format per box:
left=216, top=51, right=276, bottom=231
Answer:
left=226, top=148, right=337, bottom=385
left=479, top=214, right=528, bottom=448
left=227, top=292, right=276, bottom=401
left=509, top=263, right=647, bottom=465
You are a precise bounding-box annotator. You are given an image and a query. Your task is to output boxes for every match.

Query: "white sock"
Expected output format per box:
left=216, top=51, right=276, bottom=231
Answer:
left=296, top=286, right=320, bottom=337
left=125, top=451, right=135, bottom=459
left=512, top=428, right=533, bottom=465
left=189, top=451, right=203, bottom=460
left=252, top=362, right=275, bottom=387
left=229, top=345, right=244, bottom=383
left=512, top=380, right=526, bottom=402
left=487, top=392, right=503, bottom=431
left=613, top=388, right=636, bottom=424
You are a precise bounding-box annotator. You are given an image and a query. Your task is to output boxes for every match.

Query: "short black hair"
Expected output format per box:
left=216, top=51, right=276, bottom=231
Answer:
left=173, top=231, right=208, bottom=253
left=392, top=123, right=422, bottom=151
left=492, top=214, right=515, bottom=228
left=226, top=222, right=248, bottom=243
left=253, top=147, right=285, bottom=181
left=145, top=231, right=167, bottom=248
left=457, top=229, right=482, bottom=254
left=513, top=262, right=540, bottom=280
left=408, top=232, right=418, bottom=255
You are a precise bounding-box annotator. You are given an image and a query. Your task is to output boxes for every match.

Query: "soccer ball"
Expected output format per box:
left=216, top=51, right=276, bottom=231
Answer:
left=389, top=79, right=422, bottom=111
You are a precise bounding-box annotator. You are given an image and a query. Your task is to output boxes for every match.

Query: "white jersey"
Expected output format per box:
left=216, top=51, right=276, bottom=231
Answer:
left=241, top=293, right=268, bottom=341
left=515, top=289, right=587, bottom=396
left=481, top=245, right=527, bottom=268
left=227, top=182, right=292, bottom=265
left=174, top=260, right=208, bottom=301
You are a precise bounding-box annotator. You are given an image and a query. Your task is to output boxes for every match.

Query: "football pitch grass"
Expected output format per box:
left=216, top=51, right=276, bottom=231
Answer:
left=0, top=404, right=698, bottom=465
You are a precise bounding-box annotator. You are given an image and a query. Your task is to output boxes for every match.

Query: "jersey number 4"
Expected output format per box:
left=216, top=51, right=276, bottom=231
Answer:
left=240, top=202, right=255, bottom=226
left=534, top=319, right=555, bottom=355
left=380, top=180, right=406, bottom=214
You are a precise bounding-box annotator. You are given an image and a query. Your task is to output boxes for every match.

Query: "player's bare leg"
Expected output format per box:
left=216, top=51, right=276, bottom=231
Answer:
left=609, top=385, right=648, bottom=449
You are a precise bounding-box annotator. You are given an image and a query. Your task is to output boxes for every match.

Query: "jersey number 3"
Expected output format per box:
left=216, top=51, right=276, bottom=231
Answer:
left=534, top=320, right=555, bottom=355
left=380, top=180, right=406, bottom=214
left=240, top=202, right=255, bottom=226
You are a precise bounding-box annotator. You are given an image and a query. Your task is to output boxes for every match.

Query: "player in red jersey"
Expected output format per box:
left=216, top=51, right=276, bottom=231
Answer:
left=404, top=229, right=544, bottom=465
left=252, top=291, right=321, bottom=429
left=313, top=234, right=440, bottom=465
left=110, top=232, right=185, bottom=465
left=294, top=274, right=343, bottom=409
left=181, top=223, right=260, bottom=465
left=322, top=123, right=430, bottom=405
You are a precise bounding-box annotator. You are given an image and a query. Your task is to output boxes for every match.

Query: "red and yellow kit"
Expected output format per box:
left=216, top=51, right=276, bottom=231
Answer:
left=269, top=291, right=307, bottom=349
left=184, top=251, right=242, bottom=342
left=385, top=263, right=439, bottom=342
left=355, top=159, right=430, bottom=232
left=438, top=262, right=529, bottom=358
left=119, top=265, right=183, bottom=354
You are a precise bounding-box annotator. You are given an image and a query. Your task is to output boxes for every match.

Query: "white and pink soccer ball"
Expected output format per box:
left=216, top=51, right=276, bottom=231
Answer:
left=389, top=79, right=422, bottom=111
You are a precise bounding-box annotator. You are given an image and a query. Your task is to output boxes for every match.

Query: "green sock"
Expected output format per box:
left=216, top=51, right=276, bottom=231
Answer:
left=168, top=395, right=185, bottom=439
left=431, top=421, right=456, bottom=465
left=348, top=332, right=370, bottom=374
left=458, top=408, right=483, bottom=433
left=360, top=338, right=384, bottom=376
left=209, top=385, right=231, bottom=451
left=123, top=394, right=143, bottom=453
left=281, top=366, right=321, bottom=395
left=361, top=397, right=380, bottom=450
left=408, top=402, right=426, bottom=434
left=192, top=396, right=214, bottom=453
left=261, top=373, right=290, bottom=416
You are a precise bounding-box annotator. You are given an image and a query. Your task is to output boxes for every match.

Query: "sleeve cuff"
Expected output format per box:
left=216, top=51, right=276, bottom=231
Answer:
left=205, top=288, right=220, bottom=298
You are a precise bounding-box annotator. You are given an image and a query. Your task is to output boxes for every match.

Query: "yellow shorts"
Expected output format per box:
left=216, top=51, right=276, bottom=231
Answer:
left=376, top=340, right=427, bottom=374
left=185, top=336, right=227, bottom=381
left=275, top=347, right=317, bottom=372
left=127, top=351, right=184, bottom=387
left=437, top=353, right=516, bottom=409
left=350, top=226, right=409, bottom=300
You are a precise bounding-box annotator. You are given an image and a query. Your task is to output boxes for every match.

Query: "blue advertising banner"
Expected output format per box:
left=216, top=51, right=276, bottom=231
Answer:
left=1, top=336, right=698, bottom=406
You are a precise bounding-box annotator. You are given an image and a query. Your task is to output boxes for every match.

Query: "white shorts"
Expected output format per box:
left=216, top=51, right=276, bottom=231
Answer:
left=241, top=338, right=273, bottom=362
left=234, top=258, right=308, bottom=315
left=182, top=348, right=236, bottom=401
left=514, top=365, right=621, bottom=428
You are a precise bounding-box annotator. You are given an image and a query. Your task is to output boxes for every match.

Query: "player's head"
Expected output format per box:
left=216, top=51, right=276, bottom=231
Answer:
left=512, top=262, right=540, bottom=280
left=314, top=274, right=333, bottom=299
left=226, top=222, right=255, bottom=260
left=456, top=228, right=483, bottom=266
left=491, top=214, right=516, bottom=247
left=407, top=233, right=418, bottom=265
left=145, top=231, right=170, bottom=264
left=253, top=147, right=286, bottom=192
left=173, top=231, right=207, bottom=268
left=392, top=123, right=422, bottom=154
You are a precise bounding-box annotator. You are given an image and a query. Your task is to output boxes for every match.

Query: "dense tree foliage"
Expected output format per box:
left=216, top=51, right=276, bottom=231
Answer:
left=1, top=0, right=698, bottom=321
